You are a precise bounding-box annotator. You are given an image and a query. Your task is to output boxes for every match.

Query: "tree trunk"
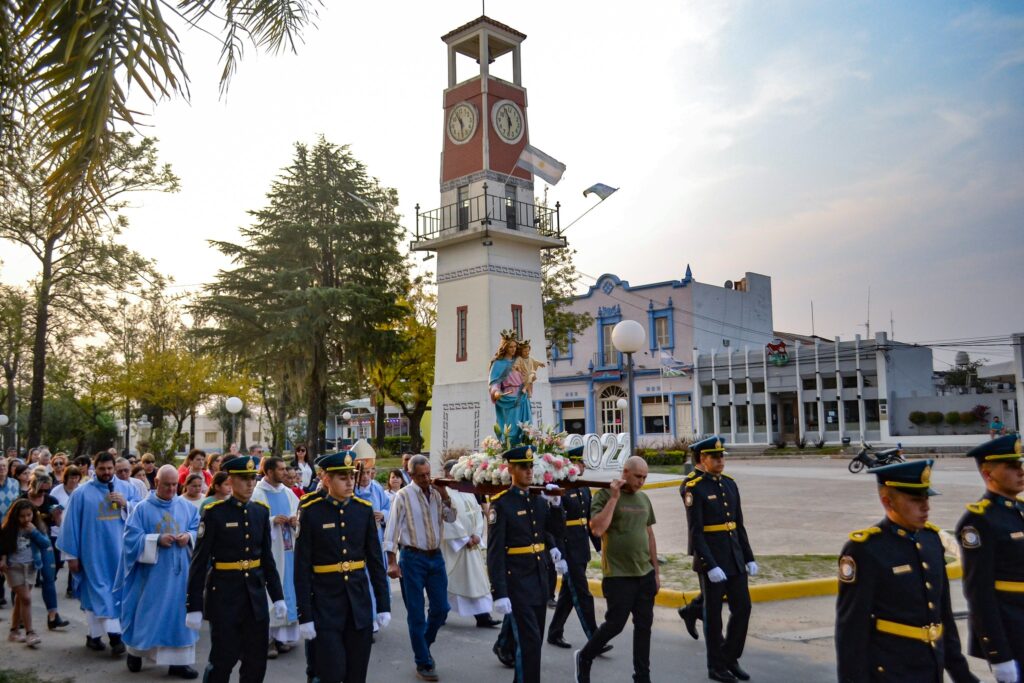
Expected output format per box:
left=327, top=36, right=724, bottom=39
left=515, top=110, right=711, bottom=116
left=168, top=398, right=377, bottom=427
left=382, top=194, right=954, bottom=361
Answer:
left=306, top=378, right=322, bottom=461
left=26, top=238, right=55, bottom=448
left=3, top=360, right=16, bottom=451
left=405, top=402, right=427, bottom=453
left=239, top=412, right=247, bottom=451
left=275, top=383, right=288, bottom=455
left=189, top=406, right=196, bottom=450
left=375, top=391, right=386, bottom=449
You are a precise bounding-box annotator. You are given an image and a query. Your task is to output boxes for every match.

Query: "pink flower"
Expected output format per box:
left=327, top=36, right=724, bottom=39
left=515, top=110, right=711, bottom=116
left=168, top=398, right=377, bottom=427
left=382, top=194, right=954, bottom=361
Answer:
left=543, top=454, right=554, bottom=464
left=543, top=472, right=553, bottom=484
left=553, top=459, right=563, bottom=470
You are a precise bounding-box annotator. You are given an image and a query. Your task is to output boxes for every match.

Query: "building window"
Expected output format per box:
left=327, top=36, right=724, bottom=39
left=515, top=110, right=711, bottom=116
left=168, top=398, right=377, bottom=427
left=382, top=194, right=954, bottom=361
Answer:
left=647, top=305, right=674, bottom=351
left=552, top=333, right=574, bottom=362
left=511, top=304, right=523, bottom=339
left=505, top=184, right=517, bottom=230
left=654, top=316, right=670, bottom=349
left=560, top=400, right=586, bottom=434
left=457, top=185, right=469, bottom=231
left=842, top=375, right=858, bottom=389
left=844, top=400, right=860, bottom=422
left=601, top=324, right=616, bottom=367
left=641, top=395, right=670, bottom=434
left=456, top=306, right=468, bottom=362
left=600, top=386, right=627, bottom=434
left=204, top=431, right=219, bottom=444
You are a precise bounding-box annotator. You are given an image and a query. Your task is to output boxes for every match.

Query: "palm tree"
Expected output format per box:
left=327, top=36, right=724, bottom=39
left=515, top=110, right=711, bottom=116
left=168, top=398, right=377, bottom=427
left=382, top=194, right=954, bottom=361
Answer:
left=2, top=0, right=318, bottom=223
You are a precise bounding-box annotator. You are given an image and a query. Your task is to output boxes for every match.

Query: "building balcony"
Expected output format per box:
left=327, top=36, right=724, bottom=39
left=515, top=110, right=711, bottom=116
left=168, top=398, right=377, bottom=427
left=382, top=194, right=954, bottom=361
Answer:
left=412, top=184, right=563, bottom=250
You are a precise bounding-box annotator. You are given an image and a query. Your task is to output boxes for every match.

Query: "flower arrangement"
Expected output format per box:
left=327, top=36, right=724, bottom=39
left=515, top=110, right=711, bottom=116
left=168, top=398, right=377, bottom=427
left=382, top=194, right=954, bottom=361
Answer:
left=448, top=423, right=581, bottom=487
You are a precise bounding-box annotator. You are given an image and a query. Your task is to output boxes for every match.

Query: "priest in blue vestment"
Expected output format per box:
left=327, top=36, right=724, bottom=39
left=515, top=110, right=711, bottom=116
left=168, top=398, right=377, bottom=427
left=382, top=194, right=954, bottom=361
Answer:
left=119, top=465, right=200, bottom=679
left=58, top=451, right=142, bottom=654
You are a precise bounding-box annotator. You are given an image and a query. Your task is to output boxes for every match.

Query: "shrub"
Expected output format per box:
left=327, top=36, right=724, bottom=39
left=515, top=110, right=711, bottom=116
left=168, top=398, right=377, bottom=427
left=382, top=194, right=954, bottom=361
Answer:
left=945, top=411, right=961, bottom=427
left=925, top=411, right=944, bottom=427
left=959, top=411, right=977, bottom=425
left=772, top=437, right=787, bottom=449
left=908, top=411, right=927, bottom=426
left=639, top=451, right=688, bottom=466
left=971, top=405, right=990, bottom=423
left=796, top=437, right=807, bottom=449
left=382, top=435, right=411, bottom=453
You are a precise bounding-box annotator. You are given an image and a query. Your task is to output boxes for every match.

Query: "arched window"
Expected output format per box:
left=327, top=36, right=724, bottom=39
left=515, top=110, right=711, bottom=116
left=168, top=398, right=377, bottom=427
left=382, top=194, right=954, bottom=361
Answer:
left=600, top=386, right=627, bottom=434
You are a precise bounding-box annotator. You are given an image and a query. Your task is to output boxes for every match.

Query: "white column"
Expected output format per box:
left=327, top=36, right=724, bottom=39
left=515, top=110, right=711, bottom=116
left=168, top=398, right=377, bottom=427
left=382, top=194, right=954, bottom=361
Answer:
left=763, top=347, right=772, bottom=444
left=745, top=347, right=755, bottom=444
left=512, top=46, right=522, bottom=85
left=1013, top=334, right=1024, bottom=431
left=815, top=340, right=825, bottom=442
left=728, top=350, right=737, bottom=444
left=795, top=343, right=805, bottom=443
left=855, top=334, right=866, bottom=439
left=448, top=45, right=457, bottom=87
left=711, top=352, right=721, bottom=436
left=875, top=332, right=893, bottom=441
left=693, top=347, right=703, bottom=436
left=835, top=336, right=845, bottom=443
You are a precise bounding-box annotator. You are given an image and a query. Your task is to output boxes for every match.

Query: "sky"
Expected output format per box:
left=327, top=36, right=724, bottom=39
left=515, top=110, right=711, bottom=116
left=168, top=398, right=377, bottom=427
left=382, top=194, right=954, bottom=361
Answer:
left=2, top=0, right=1022, bottom=368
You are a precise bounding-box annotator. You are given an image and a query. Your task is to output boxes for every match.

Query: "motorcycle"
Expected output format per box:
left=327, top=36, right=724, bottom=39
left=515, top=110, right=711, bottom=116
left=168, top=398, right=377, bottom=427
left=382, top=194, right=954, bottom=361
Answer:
left=848, top=442, right=905, bottom=473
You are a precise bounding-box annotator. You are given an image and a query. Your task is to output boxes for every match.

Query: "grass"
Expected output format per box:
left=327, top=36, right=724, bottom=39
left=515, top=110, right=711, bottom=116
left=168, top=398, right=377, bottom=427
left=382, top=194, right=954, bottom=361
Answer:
left=0, top=671, right=71, bottom=683
left=587, top=554, right=838, bottom=592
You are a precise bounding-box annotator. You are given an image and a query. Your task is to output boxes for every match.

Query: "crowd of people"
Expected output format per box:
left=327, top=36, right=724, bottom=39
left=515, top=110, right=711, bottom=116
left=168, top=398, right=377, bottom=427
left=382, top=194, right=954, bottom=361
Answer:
left=0, top=431, right=1020, bottom=683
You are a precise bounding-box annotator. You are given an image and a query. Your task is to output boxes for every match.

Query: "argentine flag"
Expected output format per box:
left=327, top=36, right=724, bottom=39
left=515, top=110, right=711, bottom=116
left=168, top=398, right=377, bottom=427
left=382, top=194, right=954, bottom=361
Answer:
left=516, top=144, right=566, bottom=185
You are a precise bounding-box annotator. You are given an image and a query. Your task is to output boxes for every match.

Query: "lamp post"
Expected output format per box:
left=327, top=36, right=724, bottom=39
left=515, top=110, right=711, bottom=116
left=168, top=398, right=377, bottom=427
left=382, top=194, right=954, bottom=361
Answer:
left=612, top=320, right=646, bottom=456
left=225, top=397, right=243, bottom=448
left=115, top=418, right=126, bottom=452
left=340, top=411, right=353, bottom=446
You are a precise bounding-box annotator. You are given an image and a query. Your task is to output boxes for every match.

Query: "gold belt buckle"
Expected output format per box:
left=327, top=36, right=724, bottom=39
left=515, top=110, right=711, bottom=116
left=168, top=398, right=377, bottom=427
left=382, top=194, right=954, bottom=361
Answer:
left=534, top=543, right=544, bottom=553
left=341, top=561, right=351, bottom=572
left=239, top=559, right=251, bottom=570
left=926, top=624, right=940, bottom=642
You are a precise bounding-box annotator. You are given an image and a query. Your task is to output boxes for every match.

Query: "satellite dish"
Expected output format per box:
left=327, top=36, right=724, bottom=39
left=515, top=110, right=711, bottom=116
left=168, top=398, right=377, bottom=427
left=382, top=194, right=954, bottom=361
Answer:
left=724, top=280, right=734, bottom=289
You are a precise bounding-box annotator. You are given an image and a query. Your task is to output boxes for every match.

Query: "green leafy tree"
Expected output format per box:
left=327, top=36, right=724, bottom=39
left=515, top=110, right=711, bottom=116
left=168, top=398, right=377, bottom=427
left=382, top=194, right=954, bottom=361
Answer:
left=541, top=245, right=592, bottom=358
left=2, top=1, right=317, bottom=226
left=194, top=137, right=408, bottom=459
left=0, top=285, right=31, bottom=449
left=0, top=131, right=177, bottom=447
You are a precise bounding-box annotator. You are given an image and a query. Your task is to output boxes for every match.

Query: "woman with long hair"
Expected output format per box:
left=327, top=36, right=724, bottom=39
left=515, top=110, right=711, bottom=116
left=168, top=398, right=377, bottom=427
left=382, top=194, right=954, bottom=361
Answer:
left=11, top=462, right=30, bottom=495
left=199, top=471, right=232, bottom=509
left=178, top=449, right=211, bottom=492
left=181, top=473, right=205, bottom=508
left=0, top=499, right=53, bottom=647
left=50, top=454, right=68, bottom=484
left=292, top=445, right=313, bottom=491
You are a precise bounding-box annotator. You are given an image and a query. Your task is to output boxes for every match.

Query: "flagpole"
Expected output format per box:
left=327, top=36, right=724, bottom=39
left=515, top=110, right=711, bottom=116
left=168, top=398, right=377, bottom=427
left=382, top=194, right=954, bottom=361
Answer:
left=561, top=199, right=605, bottom=233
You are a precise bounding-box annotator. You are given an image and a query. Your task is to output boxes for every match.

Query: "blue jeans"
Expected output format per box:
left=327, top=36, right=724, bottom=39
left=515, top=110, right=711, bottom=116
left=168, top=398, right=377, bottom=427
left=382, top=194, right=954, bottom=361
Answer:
left=398, top=550, right=449, bottom=668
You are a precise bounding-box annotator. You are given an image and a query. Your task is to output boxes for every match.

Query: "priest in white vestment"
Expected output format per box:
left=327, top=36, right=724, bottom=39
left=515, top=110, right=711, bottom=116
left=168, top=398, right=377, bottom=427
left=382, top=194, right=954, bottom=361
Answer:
left=440, top=461, right=498, bottom=628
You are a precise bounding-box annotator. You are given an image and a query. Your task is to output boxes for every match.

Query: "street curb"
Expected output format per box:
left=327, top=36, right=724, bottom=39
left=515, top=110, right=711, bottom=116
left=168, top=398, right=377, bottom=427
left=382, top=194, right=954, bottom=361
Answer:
left=572, top=562, right=964, bottom=608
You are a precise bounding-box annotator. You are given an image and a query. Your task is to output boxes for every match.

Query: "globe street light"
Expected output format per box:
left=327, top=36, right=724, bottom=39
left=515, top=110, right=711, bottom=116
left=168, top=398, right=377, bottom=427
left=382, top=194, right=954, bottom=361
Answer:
left=612, top=319, right=646, bottom=457
left=226, top=397, right=243, bottom=447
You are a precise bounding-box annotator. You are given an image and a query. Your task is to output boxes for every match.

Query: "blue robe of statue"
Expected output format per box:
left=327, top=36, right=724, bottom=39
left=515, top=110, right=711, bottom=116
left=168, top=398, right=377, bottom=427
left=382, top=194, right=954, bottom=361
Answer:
left=57, top=476, right=141, bottom=619
left=489, top=357, right=532, bottom=446
left=118, top=493, right=200, bottom=652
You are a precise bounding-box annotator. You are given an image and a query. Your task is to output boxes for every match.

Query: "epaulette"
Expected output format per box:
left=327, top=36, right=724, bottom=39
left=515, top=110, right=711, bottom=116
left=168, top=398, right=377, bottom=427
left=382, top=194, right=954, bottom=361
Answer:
left=685, top=475, right=704, bottom=488
left=684, top=470, right=699, bottom=480
left=299, top=490, right=322, bottom=501
left=300, top=496, right=325, bottom=509
left=202, top=499, right=226, bottom=512
left=924, top=521, right=942, bottom=533
left=848, top=526, right=882, bottom=542
left=352, top=496, right=373, bottom=507
left=252, top=499, right=270, bottom=510
left=721, top=473, right=735, bottom=480
left=489, top=489, right=510, bottom=502
left=965, top=499, right=991, bottom=515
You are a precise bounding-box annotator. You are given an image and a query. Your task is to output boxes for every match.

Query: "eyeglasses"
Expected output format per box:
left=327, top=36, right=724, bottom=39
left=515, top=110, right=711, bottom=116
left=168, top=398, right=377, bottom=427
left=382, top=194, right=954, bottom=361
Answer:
left=296, top=448, right=306, bottom=452
left=38, top=488, right=51, bottom=494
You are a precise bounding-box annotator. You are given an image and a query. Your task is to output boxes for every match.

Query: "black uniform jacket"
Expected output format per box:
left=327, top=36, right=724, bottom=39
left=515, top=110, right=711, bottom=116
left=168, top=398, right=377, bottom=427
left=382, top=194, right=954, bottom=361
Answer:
left=294, top=493, right=389, bottom=632
left=556, top=487, right=601, bottom=566
left=186, top=496, right=284, bottom=622
left=956, top=491, right=1024, bottom=665
left=683, top=472, right=753, bottom=575
left=678, top=468, right=704, bottom=556
left=835, top=518, right=977, bottom=683
left=487, top=486, right=565, bottom=606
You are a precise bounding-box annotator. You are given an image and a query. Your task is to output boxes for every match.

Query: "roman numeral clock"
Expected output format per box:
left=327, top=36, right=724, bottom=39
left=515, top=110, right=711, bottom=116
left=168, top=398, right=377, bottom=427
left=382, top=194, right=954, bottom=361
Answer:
left=411, top=15, right=565, bottom=457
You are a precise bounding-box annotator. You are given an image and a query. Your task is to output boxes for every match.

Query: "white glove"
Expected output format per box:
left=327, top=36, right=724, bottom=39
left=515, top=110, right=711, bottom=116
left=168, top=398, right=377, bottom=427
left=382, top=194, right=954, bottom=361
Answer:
left=992, top=660, right=1019, bottom=683
left=272, top=600, right=287, bottom=620
left=707, top=567, right=727, bottom=583
left=375, top=612, right=391, bottom=630
left=554, top=559, right=568, bottom=575
left=299, top=621, right=317, bottom=640
left=542, top=483, right=561, bottom=506
left=746, top=561, right=759, bottom=577
left=549, top=547, right=562, bottom=563
left=185, top=611, right=202, bottom=630
left=494, top=598, right=512, bottom=615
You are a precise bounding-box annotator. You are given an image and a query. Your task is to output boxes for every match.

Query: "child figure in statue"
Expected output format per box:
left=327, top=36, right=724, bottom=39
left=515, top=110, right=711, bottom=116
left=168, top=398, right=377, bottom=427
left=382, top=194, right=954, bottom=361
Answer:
left=488, top=330, right=532, bottom=446
left=514, top=339, right=546, bottom=398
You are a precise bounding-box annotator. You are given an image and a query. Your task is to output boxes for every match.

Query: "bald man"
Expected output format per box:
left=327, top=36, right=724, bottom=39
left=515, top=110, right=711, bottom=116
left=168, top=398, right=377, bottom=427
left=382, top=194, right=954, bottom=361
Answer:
left=575, top=456, right=659, bottom=683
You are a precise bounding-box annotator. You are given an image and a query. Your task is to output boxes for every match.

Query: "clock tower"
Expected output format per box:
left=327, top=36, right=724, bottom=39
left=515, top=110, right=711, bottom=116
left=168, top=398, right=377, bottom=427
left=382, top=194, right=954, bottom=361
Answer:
left=413, top=15, right=564, bottom=456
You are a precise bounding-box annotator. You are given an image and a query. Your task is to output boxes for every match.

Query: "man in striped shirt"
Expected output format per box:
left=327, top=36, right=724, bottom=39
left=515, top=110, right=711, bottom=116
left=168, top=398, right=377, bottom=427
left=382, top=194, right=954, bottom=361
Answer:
left=382, top=455, right=456, bottom=682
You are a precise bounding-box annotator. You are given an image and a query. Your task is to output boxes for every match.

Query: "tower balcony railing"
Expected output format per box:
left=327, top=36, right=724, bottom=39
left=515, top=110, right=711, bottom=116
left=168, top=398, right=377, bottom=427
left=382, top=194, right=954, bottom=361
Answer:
left=415, top=183, right=561, bottom=243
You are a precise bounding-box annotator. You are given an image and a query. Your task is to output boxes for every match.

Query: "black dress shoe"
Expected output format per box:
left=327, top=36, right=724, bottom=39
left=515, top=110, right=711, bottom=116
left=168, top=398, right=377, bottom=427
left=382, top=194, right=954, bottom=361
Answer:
left=126, top=654, right=142, bottom=673
left=598, top=644, right=613, bottom=655
left=708, top=669, right=738, bottom=683
left=574, top=649, right=591, bottom=683
left=547, top=635, right=573, bottom=649
left=86, top=636, right=106, bottom=651
left=109, top=634, right=126, bottom=656
left=728, top=663, right=751, bottom=681
left=475, top=616, right=500, bottom=628
left=492, top=642, right=514, bottom=668
left=47, top=613, right=69, bottom=630
left=168, top=665, right=199, bottom=679
left=678, top=606, right=700, bottom=641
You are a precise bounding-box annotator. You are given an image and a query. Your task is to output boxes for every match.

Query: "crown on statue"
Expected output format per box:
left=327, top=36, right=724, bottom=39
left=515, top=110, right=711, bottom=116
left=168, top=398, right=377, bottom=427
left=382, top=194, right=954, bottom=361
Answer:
left=500, top=329, right=518, bottom=342
left=519, top=338, right=531, bottom=347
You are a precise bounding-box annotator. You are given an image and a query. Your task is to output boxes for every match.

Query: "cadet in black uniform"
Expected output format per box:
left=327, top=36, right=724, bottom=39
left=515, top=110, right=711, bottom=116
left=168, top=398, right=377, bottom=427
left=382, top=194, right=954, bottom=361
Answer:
left=186, top=455, right=285, bottom=683
left=835, top=459, right=978, bottom=683
left=294, top=451, right=390, bottom=683
left=957, top=434, right=1024, bottom=683
left=546, top=445, right=606, bottom=651
left=677, top=443, right=707, bottom=641
left=683, top=436, right=755, bottom=683
left=487, top=445, right=566, bottom=683
left=298, top=478, right=326, bottom=683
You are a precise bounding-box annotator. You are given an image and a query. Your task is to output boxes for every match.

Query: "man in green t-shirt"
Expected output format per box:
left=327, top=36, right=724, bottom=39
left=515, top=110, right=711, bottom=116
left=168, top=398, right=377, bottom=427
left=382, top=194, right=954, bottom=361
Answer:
left=574, top=456, right=659, bottom=683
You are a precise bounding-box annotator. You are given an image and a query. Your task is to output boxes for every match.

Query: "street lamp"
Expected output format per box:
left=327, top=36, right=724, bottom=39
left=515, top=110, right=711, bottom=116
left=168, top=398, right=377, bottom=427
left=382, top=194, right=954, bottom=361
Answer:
left=612, top=319, right=646, bottom=456
left=226, top=397, right=243, bottom=447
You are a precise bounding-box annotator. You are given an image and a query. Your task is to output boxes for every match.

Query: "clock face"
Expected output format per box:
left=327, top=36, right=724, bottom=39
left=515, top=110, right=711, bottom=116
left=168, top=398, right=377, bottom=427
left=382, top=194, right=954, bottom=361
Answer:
left=447, top=103, right=477, bottom=144
left=492, top=100, right=524, bottom=143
